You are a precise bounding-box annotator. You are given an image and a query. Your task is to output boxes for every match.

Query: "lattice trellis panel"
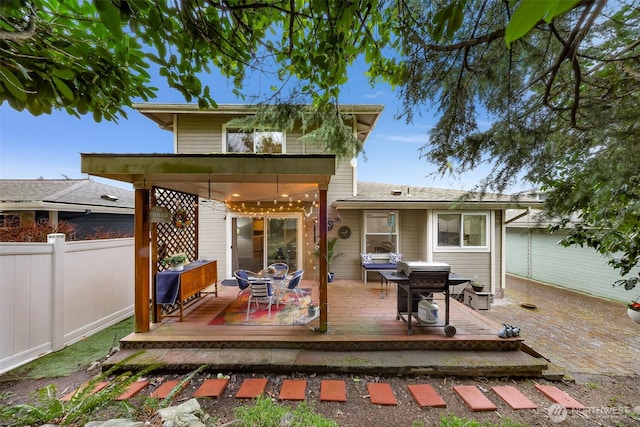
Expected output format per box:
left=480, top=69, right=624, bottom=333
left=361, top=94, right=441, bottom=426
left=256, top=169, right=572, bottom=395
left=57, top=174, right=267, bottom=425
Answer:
left=151, top=187, right=199, bottom=319
left=152, top=187, right=198, bottom=272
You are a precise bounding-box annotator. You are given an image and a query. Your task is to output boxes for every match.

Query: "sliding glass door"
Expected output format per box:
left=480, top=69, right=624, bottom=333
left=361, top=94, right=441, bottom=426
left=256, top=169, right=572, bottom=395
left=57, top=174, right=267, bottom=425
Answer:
left=233, top=215, right=300, bottom=273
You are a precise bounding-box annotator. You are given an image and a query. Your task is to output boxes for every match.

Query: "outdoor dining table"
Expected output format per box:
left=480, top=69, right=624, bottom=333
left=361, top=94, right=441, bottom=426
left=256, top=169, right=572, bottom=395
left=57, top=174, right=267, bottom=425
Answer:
left=249, top=269, right=290, bottom=305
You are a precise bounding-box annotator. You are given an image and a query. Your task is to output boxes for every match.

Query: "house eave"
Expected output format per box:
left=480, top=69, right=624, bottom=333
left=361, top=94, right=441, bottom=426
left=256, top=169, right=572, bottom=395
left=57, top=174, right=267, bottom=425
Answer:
left=0, top=201, right=134, bottom=214
left=333, top=200, right=544, bottom=210
left=132, top=103, right=385, bottom=140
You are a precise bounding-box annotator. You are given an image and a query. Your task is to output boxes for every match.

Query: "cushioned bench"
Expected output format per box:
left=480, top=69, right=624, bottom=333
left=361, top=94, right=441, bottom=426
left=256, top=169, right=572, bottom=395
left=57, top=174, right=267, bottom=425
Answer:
left=361, top=263, right=397, bottom=284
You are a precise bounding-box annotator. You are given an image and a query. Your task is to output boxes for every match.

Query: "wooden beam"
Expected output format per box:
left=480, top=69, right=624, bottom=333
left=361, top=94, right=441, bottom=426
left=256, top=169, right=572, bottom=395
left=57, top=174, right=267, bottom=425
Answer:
left=318, top=188, right=328, bottom=333
left=134, top=189, right=150, bottom=332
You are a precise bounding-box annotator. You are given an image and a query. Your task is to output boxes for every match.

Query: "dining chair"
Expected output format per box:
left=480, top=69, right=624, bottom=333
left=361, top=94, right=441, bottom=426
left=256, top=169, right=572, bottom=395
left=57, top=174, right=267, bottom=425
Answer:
left=246, top=279, right=274, bottom=321
left=234, top=269, right=257, bottom=297
left=278, top=269, right=304, bottom=307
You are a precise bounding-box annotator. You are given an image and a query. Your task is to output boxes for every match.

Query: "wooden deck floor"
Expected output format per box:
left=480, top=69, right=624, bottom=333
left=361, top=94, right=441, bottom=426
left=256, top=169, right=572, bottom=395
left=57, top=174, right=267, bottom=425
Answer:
left=121, top=279, right=523, bottom=352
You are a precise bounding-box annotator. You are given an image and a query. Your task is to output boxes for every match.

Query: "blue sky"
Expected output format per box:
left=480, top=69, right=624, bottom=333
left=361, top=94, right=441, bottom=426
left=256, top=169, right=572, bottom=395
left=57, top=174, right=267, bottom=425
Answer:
left=0, top=62, right=506, bottom=193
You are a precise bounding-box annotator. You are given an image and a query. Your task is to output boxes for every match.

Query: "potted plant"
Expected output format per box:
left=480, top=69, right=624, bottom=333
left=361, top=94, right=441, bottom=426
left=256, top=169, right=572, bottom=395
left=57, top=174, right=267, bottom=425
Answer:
left=627, top=299, right=640, bottom=324
left=162, top=253, right=188, bottom=271
left=307, top=301, right=319, bottom=317
left=314, top=237, right=344, bottom=282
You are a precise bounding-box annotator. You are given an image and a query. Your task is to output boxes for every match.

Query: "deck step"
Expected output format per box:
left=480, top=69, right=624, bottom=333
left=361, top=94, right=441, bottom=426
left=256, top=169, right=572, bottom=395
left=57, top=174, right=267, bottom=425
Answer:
left=104, top=348, right=547, bottom=378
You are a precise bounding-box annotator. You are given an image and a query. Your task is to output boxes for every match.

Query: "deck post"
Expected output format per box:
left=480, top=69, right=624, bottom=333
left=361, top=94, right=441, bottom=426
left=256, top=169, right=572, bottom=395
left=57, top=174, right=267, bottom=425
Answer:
left=134, top=188, right=150, bottom=332
left=318, top=187, right=328, bottom=333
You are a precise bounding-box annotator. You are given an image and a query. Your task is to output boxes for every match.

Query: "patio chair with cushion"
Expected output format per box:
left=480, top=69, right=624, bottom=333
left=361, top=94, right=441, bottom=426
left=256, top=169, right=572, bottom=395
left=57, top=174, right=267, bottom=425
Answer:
left=246, top=279, right=275, bottom=320
left=234, top=269, right=257, bottom=297
left=278, top=269, right=304, bottom=307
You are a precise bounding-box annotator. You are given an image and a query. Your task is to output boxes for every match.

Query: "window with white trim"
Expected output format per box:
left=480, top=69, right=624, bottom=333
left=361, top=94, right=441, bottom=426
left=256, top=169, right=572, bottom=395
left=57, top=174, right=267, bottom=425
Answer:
left=364, top=211, right=398, bottom=254
left=224, top=127, right=284, bottom=153
left=436, top=212, right=488, bottom=248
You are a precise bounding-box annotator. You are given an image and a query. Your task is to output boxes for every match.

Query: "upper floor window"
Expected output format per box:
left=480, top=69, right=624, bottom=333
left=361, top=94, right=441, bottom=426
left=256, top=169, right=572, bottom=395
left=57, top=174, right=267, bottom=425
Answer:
left=364, top=211, right=398, bottom=254
left=436, top=212, right=488, bottom=249
left=225, top=128, right=284, bottom=153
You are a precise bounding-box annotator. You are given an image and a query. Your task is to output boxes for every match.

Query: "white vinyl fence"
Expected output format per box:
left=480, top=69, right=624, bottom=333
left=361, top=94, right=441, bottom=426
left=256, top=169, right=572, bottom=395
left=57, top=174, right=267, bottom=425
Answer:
left=0, top=234, right=135, bottom=374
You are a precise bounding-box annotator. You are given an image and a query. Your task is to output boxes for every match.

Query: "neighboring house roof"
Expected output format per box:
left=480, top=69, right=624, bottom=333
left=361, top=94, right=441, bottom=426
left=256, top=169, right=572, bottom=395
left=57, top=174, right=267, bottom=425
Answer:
left=505, top=208, right=582, bottom=228
left=334, top=182, right=544, bottom=210
left=0, top=179, right=134, bottom=213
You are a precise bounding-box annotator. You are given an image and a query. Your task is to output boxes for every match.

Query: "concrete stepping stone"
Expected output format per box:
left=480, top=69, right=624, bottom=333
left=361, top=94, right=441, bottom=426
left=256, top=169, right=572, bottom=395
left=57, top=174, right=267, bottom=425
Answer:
left=235, top=378, right=268, bottom=399
left=407, top=384, right=446, bottom=408
left=367, top=383, right=397, bottom=406
left=192, top=378, right=229, bottom=398
left=452, top=385, right=497, bottom=411
left=150, top=379, right=190, bottom=399
left=320, top=379, right=347, bottom=402
left=60, top=381, right=109, bottom=402
left=279, top=379, right=307, bottom=401
left=534, top=384, right=585, bottom=409
left=116, top=381, right=149, bottom=400
left=491, top=385, right=538, bottom=409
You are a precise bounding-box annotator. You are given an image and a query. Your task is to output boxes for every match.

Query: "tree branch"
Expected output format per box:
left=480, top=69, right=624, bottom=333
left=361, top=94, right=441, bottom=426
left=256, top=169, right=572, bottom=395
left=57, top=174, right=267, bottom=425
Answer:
left=0, top=10, right=36, bottom=41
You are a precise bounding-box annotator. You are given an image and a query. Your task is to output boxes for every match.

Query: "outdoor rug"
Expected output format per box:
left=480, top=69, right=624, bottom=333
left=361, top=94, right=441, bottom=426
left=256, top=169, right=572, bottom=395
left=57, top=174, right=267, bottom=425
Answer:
left=208, top=288, right=314, bottom=326
left=220, top=279, right=238, bottom=287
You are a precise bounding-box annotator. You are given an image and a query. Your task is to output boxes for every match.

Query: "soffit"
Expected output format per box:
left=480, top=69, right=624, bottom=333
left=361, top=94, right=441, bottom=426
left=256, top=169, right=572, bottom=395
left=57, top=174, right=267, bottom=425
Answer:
left=81, top=153, right=336, bottom=202
left=133, top=103, right=384, bottom=143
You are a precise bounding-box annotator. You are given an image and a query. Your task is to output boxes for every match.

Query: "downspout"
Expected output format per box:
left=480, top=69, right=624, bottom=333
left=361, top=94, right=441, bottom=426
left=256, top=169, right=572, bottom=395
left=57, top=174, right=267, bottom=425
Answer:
left=173, top=114, right=178, bottom=153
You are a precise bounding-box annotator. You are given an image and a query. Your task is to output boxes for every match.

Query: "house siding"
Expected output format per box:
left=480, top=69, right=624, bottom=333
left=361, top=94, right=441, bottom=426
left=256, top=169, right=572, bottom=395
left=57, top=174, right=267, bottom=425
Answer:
left=434, top=252, right=491, bottom=287
left=330, top=209, right=361, bottom=280
left=399, top=210, right=427, bottom=261
left=176, top=114, right=224, bottom=152
left=506, top=227, right=636, bottom=302
left=198, top=203, right=228, bottom=277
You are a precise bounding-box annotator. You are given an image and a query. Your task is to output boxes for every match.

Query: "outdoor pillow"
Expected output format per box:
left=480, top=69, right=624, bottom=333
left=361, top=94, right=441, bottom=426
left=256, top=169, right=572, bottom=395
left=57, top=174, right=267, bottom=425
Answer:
left=389, top=253, right=403, bottom=264
left=360, top=253, right=373, bottom=265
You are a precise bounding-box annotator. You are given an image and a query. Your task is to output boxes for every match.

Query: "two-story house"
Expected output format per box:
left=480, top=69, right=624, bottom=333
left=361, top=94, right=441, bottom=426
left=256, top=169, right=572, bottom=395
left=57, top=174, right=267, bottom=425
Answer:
left=81, top=103, right=541, bottom=333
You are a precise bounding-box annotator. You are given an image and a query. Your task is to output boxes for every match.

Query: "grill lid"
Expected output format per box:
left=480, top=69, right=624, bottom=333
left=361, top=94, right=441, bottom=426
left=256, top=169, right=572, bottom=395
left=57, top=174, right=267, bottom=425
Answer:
left=397, top=261, right=450, bottom=275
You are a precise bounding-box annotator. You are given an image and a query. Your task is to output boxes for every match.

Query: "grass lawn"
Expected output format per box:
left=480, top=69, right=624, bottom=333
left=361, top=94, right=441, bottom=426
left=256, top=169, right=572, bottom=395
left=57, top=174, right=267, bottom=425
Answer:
left=3, top=317, right=133, bottom=379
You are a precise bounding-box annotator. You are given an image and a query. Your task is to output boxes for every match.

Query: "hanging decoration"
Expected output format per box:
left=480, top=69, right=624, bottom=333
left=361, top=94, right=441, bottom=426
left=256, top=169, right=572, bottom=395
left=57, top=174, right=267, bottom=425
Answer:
left=149, top=206, right=172, bottom=223
left=225, top=189, right=319, bottom=216
left=172, top=208, right=192, bottom=228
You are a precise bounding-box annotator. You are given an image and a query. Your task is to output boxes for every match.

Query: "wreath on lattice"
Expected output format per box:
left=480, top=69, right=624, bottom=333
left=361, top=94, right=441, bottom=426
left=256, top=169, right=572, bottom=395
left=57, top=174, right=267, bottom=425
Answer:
left=172, top=208, right=192, bottom=228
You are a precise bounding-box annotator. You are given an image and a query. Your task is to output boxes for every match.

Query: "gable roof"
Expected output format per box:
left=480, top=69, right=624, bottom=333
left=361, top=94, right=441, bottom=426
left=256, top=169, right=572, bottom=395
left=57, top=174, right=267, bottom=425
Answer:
left=0, top=179, right=134, bottom=213
left=333, top=182, right=543, bottom=210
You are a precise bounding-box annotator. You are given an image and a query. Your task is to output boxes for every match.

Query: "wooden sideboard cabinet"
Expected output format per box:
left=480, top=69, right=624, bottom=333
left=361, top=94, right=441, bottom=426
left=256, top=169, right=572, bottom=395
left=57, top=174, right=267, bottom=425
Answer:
left=156, top=260, right=217, bottom=321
